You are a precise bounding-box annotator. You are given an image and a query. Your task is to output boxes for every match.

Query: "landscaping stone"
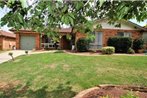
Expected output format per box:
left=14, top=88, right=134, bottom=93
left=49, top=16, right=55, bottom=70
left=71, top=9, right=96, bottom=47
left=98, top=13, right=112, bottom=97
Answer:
left=74, top=85, right=147, bottom=98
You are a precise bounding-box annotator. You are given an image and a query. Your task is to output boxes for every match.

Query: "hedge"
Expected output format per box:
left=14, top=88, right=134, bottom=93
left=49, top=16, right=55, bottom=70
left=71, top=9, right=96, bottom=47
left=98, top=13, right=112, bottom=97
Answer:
left=107, top=37, right=132, bottom=53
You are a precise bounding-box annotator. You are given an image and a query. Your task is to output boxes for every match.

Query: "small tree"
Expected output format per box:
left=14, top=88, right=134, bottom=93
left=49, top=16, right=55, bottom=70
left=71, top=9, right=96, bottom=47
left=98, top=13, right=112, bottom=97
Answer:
left=8, top=52, right=14, bottom=61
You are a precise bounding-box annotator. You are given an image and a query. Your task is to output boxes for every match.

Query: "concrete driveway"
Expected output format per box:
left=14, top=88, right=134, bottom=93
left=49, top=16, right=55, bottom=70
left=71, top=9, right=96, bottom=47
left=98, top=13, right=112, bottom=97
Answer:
left=0, top=50, right=31, bottom=64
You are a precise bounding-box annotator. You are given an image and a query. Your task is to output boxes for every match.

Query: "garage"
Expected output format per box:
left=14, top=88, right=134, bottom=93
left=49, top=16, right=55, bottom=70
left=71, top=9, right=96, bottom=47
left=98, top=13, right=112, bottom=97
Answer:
left=20, top=36, right=35, bottom=50
left=11, top=29, right=41, bottom=50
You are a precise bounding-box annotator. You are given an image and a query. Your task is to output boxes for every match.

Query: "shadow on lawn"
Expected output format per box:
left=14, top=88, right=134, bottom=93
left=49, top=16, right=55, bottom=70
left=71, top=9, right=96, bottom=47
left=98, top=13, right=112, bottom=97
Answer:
left=0, top=82, right=77, bottom=98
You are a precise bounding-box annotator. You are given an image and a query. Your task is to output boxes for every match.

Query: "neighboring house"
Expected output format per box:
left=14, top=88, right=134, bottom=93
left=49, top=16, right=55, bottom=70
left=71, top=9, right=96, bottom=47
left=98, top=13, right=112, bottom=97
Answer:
left=11, top=19, right=147, bottom=50
left=11, top=28, right=73, bottom=50
left=0, top=30, right=16, bottom=50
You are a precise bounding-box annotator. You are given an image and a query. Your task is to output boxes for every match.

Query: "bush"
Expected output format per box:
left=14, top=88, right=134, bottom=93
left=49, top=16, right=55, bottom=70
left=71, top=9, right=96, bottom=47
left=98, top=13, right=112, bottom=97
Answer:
left=133, top=39, right=144, bottom=53
left=76, top=38, right=89, bottom=52
left=101, top=46, right=115, bottom=54
left=108, top=37, right=132, bottom=53
left=127, top=48, right=135, bottom=54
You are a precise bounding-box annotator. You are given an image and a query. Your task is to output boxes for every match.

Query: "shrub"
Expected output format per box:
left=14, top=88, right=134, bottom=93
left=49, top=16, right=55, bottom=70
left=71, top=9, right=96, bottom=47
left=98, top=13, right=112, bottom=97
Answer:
left=76, top=38, right=90, bottom=52
left=107, top=37, right=132, bottom=53
left=101, top=46, right=115, bottom=55
left=25, top=50, right=28, bottom=55
left=133, top=39, right=144, bottom=53
left=127, top=48, right=135, bottom=54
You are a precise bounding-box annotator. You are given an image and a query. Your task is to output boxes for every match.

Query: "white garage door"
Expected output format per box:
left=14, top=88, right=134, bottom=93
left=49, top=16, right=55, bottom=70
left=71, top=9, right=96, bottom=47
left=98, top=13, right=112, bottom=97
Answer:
left=20, top=36, right=35, bottom=50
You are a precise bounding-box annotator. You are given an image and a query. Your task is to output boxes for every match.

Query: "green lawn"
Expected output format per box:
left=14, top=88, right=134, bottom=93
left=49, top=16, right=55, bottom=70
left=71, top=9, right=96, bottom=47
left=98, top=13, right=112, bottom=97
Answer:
left=0, top=52, right=147, bottom=96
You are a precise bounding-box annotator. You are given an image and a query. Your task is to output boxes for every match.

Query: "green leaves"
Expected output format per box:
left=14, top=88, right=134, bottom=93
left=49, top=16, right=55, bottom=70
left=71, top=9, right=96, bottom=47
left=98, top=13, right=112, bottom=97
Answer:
left=74, top=1, right=84, bottom=10
left=99, top=0, right=105, bottom=7
left=61, top=13, right=75, bottom=25
left=0, top=0, right=147, bottom=36
left=20, top=0, right=27, bottom=8
left=62, top=5, right=68, bottom=13
left=115, top=3, right=129, bottom=20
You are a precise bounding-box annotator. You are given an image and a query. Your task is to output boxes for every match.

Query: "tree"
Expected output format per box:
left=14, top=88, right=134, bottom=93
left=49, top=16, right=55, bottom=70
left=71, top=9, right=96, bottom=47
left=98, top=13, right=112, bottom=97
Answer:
left=0, top=0, right=147, bottom=36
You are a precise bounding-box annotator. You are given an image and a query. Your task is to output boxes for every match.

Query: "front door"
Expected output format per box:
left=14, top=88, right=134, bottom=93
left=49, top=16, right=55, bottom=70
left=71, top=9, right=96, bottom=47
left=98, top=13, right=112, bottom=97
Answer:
left=60, top=35, right=71, bottom=50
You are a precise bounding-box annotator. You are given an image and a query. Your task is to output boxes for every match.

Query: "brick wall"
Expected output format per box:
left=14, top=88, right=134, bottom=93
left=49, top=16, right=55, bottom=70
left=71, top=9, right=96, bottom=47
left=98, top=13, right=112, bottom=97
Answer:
left=0, top=37, right=3, bottom=50
left=16, top=33, right=20, bottom=49
left=2, top=37, right=16, bottom=50
left=101, top=29, right=142, bottom=46
left=75, top=32, right=86, bottom=41
left=76, top=29, right=142, bottom=47
left=0, top=36, right=16, bottom=50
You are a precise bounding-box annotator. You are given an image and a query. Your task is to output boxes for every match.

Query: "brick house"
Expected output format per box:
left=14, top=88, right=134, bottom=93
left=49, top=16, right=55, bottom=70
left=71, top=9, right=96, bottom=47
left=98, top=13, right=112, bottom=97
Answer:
left=11, top=20, right=147, bottom=50
left=0, top=30, right=16, bottom=50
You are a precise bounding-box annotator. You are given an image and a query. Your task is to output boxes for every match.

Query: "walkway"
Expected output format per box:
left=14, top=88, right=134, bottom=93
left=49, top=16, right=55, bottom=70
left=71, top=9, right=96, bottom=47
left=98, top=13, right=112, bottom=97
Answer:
left=0, top=50, right=57, bottom=64
left=0, top=50, right=30, bottom=64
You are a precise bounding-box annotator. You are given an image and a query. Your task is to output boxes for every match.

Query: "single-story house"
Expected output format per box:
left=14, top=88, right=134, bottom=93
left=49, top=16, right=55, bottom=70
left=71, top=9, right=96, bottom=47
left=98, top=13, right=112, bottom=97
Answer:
left=11, top=28, right=73, bottom=50
left=0, top=30, right=16, bottom=50
left=11, top=19, right=147, bottom=50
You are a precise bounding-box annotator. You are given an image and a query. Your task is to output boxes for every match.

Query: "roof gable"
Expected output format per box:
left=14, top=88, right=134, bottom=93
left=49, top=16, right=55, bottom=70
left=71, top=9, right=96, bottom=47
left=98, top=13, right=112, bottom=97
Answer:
left=94, top=19, right=147, bottom=31
left=98, top=20, right=140, bottom=30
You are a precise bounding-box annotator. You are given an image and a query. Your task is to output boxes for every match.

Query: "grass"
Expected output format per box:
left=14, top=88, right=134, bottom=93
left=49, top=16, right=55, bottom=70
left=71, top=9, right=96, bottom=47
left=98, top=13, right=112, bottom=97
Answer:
left=0, top=53, right=146, bottom=93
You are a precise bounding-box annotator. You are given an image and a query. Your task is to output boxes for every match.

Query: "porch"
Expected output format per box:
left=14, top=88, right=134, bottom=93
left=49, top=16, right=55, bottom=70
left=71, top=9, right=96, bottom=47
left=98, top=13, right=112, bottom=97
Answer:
left=41, top=34, right=71, bottom=50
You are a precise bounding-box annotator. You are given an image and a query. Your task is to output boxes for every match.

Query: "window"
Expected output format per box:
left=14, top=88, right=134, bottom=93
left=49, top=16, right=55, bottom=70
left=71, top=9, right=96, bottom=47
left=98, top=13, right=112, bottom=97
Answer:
left=89, top=32, right=103, bottom=49
left=117, top=32, right=132, bottom=37
left=143, top=32, right=147, bottom=43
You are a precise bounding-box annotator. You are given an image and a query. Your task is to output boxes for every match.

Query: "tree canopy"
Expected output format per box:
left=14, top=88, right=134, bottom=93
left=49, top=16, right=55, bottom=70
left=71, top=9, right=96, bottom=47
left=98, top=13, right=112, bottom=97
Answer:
left=0, top=0, right=147, bottom=35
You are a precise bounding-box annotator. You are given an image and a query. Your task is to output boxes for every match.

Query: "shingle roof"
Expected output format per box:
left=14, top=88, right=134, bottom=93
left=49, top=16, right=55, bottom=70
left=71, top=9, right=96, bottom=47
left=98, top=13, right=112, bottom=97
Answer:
left=0, top=30, right=16, bottom=38
left=11, top=28, right=73, bottom=33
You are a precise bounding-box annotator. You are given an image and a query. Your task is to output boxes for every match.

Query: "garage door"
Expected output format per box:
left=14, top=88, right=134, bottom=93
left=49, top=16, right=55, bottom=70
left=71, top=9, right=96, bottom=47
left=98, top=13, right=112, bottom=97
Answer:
left=20, top=36, right=35, bottom=50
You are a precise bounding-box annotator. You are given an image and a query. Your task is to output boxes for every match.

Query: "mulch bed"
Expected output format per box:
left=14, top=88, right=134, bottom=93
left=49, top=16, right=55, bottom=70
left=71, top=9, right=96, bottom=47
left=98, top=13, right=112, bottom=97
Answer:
left=74, top=85, right=147, bottom=98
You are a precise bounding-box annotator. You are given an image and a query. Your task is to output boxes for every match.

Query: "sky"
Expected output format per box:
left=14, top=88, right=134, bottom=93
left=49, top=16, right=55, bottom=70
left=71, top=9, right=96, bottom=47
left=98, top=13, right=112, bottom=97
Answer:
left=0, top=1, right=147, bottom=32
